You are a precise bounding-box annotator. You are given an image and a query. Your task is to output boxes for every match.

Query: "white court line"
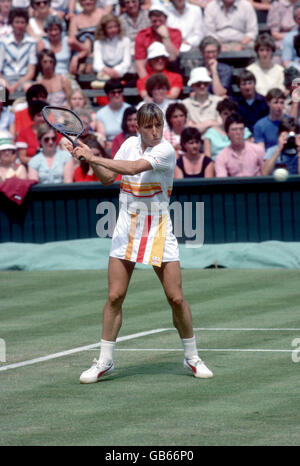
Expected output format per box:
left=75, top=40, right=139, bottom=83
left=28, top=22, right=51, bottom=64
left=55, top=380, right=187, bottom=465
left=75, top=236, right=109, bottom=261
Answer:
left=0, top=328, right=169, bottom=372
left=114, top=348, right=293, bottom=353
left=0, top=327, right=298, bottom=372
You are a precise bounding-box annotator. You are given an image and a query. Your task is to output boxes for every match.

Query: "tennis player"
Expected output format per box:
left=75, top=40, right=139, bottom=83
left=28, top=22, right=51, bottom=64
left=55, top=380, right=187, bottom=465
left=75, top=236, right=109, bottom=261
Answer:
left=66, top=103, right=213, bottom=383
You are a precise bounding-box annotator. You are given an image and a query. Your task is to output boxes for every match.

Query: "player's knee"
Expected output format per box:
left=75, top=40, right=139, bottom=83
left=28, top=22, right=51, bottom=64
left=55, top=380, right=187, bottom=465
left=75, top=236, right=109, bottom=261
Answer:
left=107, top=290, right=126, bottom=307
left=168, top=293, right=184, bottom=309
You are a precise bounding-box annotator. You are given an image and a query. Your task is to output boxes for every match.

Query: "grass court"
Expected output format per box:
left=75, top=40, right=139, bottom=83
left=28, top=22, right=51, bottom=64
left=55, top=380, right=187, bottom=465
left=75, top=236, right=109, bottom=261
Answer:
left=0, top=268, right=299, bottom=446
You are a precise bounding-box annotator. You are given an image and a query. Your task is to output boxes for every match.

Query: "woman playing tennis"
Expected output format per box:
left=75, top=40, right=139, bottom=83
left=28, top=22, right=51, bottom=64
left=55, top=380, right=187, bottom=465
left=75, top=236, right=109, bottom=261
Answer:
left=66, top=103, right=213, bottom=383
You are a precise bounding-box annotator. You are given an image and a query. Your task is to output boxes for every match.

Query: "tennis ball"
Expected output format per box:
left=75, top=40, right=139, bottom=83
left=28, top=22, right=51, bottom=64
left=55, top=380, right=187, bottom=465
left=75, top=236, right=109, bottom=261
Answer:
left=273, top=167, right=289, bottom=182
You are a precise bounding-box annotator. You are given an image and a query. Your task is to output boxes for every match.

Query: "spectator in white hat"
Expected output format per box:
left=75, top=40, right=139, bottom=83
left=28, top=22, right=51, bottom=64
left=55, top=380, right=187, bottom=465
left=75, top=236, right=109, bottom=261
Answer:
left=0, top=130, right=27, bottom=181
left=183, top=67, right=223, bottom=134
left=134, top=4, right=182, bottom=78
left=136, top=41, right=183, bottom=100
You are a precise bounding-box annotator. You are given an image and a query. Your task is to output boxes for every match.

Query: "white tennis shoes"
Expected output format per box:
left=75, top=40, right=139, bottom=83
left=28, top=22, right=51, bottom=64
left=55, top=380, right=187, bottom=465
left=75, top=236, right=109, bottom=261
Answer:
left=80, top=357, right=213, bottom=383
left=184, top=357, right=213, bottom=378
left=79, top=358, right=114, bottom=384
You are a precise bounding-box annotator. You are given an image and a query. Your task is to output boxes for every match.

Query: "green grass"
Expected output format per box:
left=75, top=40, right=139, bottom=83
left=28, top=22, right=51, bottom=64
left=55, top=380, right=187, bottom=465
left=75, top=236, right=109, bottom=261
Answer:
left=0, top=269, right=300, bottom=446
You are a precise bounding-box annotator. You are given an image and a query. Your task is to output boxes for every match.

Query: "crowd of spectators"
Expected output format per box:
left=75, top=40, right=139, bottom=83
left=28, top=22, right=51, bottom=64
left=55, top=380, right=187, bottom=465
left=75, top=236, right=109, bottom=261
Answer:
left=1, top=0, right=300, bottom=187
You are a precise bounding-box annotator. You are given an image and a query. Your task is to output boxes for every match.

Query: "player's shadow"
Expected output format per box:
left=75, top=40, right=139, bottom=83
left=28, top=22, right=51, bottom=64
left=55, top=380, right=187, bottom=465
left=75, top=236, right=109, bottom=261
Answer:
left=106, top=361, right=188, bottom=381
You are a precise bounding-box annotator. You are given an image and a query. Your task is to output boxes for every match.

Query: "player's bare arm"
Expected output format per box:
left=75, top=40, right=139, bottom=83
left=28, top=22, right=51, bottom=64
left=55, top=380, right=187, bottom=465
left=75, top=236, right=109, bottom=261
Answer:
left=66, top=140, right=153, bottom=185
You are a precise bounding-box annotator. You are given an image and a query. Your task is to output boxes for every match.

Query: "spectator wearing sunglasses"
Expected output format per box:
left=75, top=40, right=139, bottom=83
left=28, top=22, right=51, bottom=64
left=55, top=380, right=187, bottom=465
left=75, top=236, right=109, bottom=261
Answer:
left=28, top=123, right=74, bottom=184
left=95, top=78, right=130, bottom=152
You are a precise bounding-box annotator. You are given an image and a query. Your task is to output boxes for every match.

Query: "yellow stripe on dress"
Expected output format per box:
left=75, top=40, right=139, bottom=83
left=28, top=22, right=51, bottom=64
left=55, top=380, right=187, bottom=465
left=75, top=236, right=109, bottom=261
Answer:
left=149, top=214, right=167, bottom=267
left=125, top=212, right=138, bottom=261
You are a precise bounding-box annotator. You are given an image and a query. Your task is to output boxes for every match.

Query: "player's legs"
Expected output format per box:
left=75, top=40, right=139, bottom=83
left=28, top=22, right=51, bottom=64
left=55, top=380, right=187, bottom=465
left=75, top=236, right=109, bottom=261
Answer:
left=153, top=261, right=213, bottom=378
left=153, top=261, right=193, bottom=339
left=79, top=257, right=135, bottom=383
left=102, top=257, right=135, bottom=341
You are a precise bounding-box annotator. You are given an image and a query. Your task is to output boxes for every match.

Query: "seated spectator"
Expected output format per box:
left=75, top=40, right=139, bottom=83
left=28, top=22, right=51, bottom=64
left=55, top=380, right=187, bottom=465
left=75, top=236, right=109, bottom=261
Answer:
left=37, top=49, right=72, bottom=107
left=119, top=0, right=151, bottom=72
left=37, top=15, right=87, bottom=76
left=68, top=0, right=105, bottom=74
left=0, top=8, right=37, bottom=95
left=134, top=4, right=182, bottom=78
left=136, top=41, right=183, bottom=100
left=203, top=98, right=252, bottom=161
left=282, top=1, right=300, bottom=67
left=95, top=78, right=130, bottom=151
left=17, top=99, right=48, bottom=165
left=74, top=134, right=109, bottom=182
left=234, top=69, right=269, bottom=132
left=287, top=32, right=300, bottom=71
left=93, top=14, right=131, bottom=81
left=111, top=106, right=137, bottom=158
left=283, top=65, right=300, bottom=117
left=166, top=0, right=204, bottom=53
left=0, top=130, right=27, bottom=181
left=267, top=0, right=297, bottom=50
left=253, top=88, right=287, bottom=149
left=27, top=0, right=56, bottom=40
left=0, top=86, right=14, bottom=136
left=0, top=0, right=13, bottom=40
left=68, top=88, right=98, bottom=132
left=199, top=36, right=233, bottom=97
left=163, top=102, right=188, bottom=158
left=13, top=83, right=48, bottom=137
left=137, top=73, right=175, bottom=114
left=262, top=116, right=300, bottom=174
left=174, top=126, right=215, bottom=178
left=215, top=113, right=265, bottom=177
left=204, top=0, right=258, bottom=51
left=183, top=67, right=223, bottom=134
left=28, top=123, right=74, bottom=184
left=247, top=33, right=285, bottom=96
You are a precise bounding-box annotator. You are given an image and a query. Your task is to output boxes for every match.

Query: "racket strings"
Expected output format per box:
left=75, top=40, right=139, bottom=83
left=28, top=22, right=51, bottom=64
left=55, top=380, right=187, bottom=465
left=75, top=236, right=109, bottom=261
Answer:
left=43, top=107, right=84, bottom=136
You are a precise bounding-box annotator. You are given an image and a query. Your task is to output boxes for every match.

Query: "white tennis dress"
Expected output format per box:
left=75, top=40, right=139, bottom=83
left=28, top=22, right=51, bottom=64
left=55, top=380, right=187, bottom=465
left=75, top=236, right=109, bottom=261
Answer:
left=110, top=135, right=179, bottom=267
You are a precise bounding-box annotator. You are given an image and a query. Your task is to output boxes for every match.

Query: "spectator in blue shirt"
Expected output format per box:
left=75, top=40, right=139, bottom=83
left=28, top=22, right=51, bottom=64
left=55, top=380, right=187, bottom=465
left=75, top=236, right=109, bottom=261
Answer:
left=262, top=116, right=300, bottom=175
left=253, top=88, right=287, bottom=150
left=199, top=36, right=233, bottom=97
left=282, top=1, right=300, bottom=67
left=234, top=69, right=269, bottom=133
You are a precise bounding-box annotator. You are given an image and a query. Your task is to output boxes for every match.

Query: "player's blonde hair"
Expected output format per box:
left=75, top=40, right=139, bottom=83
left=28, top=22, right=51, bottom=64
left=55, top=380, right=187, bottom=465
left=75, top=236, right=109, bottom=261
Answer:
left=137, top=103, right=164, bottom=128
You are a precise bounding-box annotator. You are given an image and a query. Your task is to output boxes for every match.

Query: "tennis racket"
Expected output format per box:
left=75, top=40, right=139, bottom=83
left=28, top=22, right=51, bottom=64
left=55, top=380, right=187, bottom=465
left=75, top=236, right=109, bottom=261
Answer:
left=42, top=105, right=86, bottom=160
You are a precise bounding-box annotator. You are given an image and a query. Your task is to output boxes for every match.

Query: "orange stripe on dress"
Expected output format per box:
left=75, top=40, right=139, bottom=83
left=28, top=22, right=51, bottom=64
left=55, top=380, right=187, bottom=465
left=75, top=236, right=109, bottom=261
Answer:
left=125, top=213, right=138, bottom=261
left=121, top=181, right=163, bottom=198
left=136, top=215, right=152, bottom=263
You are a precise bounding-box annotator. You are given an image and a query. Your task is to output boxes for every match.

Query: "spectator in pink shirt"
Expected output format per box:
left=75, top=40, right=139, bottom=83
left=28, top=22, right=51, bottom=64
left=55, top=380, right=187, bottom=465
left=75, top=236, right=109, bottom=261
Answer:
left=215, top=113, right=265, bottom=177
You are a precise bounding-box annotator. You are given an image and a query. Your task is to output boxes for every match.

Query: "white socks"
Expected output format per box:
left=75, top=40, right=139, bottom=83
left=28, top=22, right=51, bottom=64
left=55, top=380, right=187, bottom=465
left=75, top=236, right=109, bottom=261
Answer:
left=181, top=336, right=198, bottom=360
left=99, top=339, right=115, bottom=365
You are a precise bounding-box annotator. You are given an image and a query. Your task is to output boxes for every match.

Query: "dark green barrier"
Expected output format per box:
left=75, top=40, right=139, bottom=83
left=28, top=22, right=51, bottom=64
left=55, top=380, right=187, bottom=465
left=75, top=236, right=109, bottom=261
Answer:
left=0, top=176, right=300, bottom=244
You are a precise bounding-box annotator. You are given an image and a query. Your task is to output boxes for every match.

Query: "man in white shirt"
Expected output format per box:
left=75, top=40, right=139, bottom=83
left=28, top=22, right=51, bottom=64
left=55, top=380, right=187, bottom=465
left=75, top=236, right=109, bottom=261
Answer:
left=204, top=0, right=258, bottom=51
left=166, top=0, right=205, bottom=53
left=0, top=8, right=37, bottom=94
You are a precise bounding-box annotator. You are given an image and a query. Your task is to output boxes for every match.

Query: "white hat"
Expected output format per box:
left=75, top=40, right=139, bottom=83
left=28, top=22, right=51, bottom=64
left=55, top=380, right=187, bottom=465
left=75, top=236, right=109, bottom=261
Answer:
left=0, top=130, right=16, bottom=151
left=187, top=67, right=212, bottom=87
left=147, top=41, right=170, bottom=60
left=149, top=4, right=168, bottom=17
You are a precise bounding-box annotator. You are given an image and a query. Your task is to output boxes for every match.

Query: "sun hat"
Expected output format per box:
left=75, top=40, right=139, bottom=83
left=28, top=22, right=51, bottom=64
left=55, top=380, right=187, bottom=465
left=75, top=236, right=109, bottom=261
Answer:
left=187, top=67, right=212, bottom=87
left=0, top=130, right=16, bottom=151
left=147, top=42, right=170, bottom=60
left=149, top=4, right=168, bottom=16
